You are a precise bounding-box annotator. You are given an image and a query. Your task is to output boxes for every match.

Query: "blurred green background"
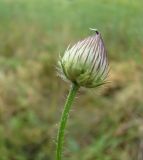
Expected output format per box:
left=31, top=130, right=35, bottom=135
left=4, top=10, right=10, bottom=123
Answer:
left=0, top=0, right=143, bottom=159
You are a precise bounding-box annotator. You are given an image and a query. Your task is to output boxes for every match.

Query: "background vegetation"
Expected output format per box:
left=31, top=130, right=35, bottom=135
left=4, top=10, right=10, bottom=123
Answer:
left=0, top=0, right=143, bottom=159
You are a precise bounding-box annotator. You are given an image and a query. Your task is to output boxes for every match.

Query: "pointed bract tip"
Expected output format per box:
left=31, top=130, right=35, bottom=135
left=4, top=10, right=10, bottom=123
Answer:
left=89, top=28, right=99, bottom=34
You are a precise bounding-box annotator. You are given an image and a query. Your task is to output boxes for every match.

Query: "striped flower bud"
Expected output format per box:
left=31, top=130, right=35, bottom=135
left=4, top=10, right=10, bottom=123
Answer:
left=59, top=30, right=109, bottom=88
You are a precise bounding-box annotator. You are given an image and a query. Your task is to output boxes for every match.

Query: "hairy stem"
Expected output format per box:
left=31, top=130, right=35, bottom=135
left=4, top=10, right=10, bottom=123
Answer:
left=56, top=83, right=79, bottom=160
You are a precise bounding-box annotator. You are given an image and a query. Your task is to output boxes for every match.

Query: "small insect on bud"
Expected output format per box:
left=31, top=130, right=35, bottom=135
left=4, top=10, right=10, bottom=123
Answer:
left=58, top=30, right=109, bottom=88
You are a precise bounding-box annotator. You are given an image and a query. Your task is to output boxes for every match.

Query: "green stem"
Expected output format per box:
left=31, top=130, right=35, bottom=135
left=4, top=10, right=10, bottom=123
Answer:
left=56, top=83, right=79, bottom=160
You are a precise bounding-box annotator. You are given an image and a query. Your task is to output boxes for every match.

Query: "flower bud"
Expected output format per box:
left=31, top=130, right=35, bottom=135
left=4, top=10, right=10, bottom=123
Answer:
left=59, top=30, right=109, bottom=88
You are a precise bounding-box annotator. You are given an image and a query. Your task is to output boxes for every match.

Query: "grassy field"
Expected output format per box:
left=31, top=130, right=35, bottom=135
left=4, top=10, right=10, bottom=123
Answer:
left=0, top=0, right=143, bottom=159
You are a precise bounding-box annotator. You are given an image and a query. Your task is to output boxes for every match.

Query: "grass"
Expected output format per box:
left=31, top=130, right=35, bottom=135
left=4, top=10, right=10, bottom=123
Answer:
left=0, top=0, right=143, bottom=159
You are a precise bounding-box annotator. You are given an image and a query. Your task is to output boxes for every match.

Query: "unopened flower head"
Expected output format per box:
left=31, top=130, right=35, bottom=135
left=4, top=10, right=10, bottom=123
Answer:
left=59, top=30, right=109, bottom=88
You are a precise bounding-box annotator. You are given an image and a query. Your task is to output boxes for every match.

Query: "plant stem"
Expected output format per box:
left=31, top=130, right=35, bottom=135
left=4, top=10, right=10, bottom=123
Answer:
left=56, top=83, right=79, bottom=160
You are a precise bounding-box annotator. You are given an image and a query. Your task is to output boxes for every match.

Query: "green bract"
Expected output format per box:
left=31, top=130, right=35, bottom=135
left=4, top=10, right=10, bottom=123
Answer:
left=59, top=30, right=109, bottom=88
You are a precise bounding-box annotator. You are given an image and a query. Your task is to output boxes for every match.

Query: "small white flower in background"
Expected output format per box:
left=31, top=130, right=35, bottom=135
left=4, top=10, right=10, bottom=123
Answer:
left=59, top=29, right=109, bottom=88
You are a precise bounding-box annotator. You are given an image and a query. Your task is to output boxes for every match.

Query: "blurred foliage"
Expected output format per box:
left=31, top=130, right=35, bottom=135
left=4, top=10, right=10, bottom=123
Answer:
left=0, top=0, right=143, bottom=160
